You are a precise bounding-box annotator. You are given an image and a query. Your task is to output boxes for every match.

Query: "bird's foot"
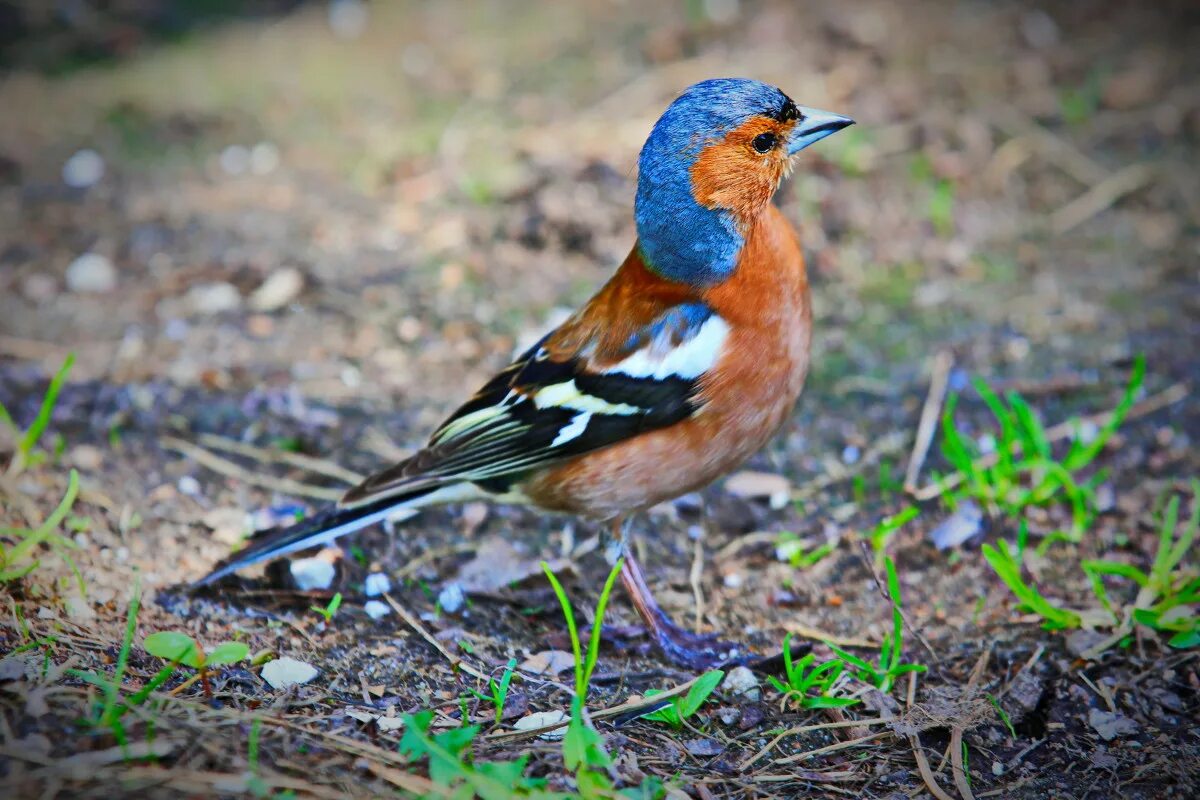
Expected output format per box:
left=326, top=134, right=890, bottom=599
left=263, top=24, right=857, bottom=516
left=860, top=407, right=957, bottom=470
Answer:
left=641, top=604, right=747, bottom=670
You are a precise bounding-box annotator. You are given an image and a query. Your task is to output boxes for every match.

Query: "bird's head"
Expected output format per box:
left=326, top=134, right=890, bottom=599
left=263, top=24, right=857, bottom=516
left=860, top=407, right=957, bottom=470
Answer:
left=634, top=78, right=853, bottom=285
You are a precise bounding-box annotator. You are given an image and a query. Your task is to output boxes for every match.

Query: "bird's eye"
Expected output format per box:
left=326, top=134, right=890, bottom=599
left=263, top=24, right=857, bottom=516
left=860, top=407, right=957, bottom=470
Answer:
left=752, top=132, right=777, bottom=154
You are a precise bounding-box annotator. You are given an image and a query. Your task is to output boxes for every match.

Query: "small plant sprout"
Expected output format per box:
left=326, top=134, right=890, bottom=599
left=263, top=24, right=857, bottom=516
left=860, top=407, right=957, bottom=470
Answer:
left=868, top=505, right=920, bottom=568
left=469, top=658, right=518, bottom=725
left=775, top=532, right=836, bottom=569
left=69, top=577, right=179, bottom=750
left=642, top=669, right=725, bottom=728
left=143, top=631, right=250, bottom=696
left=767, top=633, right=858, bottom=710
left=981, top=539, right=1083, bottom=630
left=1083, top=481, right=1200, bottom=649
left=935, top=356, right=1144, bottom=544
left=0, top=351, right=75, bottom=476
left=398, top=709, right=548, bottom=797
left=987, top=693, right=1017, bottom=739
left=1, top=469, right=85, bottom=595
left=542, top=558, right=625, bottom=797
left=310, top=592, right=343, bottom=624
left=826, top=558, right=927, bottom=693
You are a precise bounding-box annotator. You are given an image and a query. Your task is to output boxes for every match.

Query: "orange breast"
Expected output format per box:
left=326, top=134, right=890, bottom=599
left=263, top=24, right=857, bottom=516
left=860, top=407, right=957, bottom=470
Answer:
left=525, top=205, right=811, bottom=518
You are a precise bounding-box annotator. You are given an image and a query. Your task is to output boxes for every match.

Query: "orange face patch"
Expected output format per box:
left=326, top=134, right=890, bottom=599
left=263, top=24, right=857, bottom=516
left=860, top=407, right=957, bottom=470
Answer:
left=689, top=115, right=798, bottom=227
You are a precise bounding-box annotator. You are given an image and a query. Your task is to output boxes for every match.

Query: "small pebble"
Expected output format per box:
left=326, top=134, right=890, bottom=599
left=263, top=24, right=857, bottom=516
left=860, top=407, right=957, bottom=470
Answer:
left=722, top=665, right=760, bottom=701
left=250, top=268, right=304, bottom=312
left=186, top=282, right=242, bottom=315
left=62, top=148, right=105, bottom=188
left=65, top=253, right=117, bottom=293
left=438, top=582, right=466, bottom=614
left=514, top=710, right=569, bottom=740
left=364, top=573, right=391, bottom=597
left=220, top=145, right=250, bottom=175
left=841, top=445, right=861, bottom=465
left=364, top=600, right=390, bottom=620
left=250, top=141, right=280, bottom=175
left=261, top=657, right=319, bottom=689
left=929, top=500, right=984, bottom=550
left=290, top=558, right=336, bottom=591
left=177, top=475, right=202, bottom=497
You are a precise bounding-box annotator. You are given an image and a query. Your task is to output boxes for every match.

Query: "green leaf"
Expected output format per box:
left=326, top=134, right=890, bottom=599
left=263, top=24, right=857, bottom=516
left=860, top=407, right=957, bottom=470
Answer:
left=640, top=690, right=681, bottom=727
left=1168, top=629, right=1200, bottom=649
left=144, top=631, right=203, bottom=668
left=1081, top=560, right=1150, bottom=587
left=804, top=696, right=860, bottom=709
left=206, top=641, right=250, bottom=667
left=681, top=670, right=724, bottom=719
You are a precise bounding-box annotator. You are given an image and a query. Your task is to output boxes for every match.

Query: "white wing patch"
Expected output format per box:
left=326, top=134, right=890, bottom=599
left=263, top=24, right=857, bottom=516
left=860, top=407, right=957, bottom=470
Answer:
left=604, top=314, right=730, bottom=381
left=533, top=380, right=640, bottom=415
left=550, top=411, right=592, bottom=446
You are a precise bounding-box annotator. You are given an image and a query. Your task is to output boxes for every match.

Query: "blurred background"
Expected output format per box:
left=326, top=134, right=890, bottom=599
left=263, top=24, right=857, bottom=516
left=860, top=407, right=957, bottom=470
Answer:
left=1, top=0, right=1196, bottom=409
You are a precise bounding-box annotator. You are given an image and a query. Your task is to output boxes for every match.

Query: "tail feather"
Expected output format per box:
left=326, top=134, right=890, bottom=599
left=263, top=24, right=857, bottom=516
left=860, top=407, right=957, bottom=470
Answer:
left=192, top=488, right=434, bottom=588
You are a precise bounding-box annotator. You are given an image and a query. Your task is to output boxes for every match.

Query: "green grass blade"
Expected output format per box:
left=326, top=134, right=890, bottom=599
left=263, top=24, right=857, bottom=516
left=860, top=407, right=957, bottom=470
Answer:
left=19, top=352, right=75, bottom=460
left=541, top=563, right=582, bottom=697
left=581, top=558, right=623, bottom=696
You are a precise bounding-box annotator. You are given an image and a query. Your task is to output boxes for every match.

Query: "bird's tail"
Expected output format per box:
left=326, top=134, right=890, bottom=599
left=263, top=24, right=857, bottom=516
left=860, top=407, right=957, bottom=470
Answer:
left=191, top=487, right=436, bottom=588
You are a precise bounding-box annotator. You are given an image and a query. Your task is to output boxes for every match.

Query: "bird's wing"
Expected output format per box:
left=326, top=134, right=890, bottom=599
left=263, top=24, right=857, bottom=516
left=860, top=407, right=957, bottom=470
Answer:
left=339, top=300, right=729, bottom=507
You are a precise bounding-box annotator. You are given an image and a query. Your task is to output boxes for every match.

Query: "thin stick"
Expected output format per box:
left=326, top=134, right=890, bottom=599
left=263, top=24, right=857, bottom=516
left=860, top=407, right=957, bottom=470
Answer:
left=948, top=648, right=990, bottom=800
left=196, top=433, right=365, bottom=485
left=907, top=672, right=957, bottom=800
left=858, top=542, right=939, bottom=663
left=781, top=621, right=877, bottom=649
left=773, top=731, right=887, bottom=764
left=1051, top=163, right=1155, bottom=235
left=912, top=382, right=1188, bottom=501
left=161, top=436, right=343, bottom=501
left=690, top=536, right=705, bottom=633
left=382, top=593, right=491, bottom=683
left=988, top=104, right=1108, bottom=186
left=714, top=531, right=778, bottom=562
left=739, top=717, right=895, bottom=771
left=905, top=351, right=954, bottom=494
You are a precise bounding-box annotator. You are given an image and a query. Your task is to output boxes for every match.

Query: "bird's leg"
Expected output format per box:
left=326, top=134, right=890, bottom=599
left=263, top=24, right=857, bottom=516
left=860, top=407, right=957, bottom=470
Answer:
left=607, top=516, right=744, bottom=670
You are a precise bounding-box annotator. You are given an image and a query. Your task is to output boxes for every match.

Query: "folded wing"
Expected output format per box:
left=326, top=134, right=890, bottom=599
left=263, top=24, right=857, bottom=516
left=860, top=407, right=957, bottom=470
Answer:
left=340, top=301, right=729, bottom=507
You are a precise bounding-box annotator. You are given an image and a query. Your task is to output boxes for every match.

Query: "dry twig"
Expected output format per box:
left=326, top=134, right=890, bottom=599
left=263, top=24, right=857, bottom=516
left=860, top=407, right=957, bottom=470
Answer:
left=196, top=432, right=365, bottom=485
left=905, top=350, right=954, bottom=494
left=162, top=435, right=344, bottom=501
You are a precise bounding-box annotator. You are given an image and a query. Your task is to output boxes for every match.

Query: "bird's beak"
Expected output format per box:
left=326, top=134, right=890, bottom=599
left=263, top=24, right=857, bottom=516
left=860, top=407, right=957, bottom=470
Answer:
left=786, top=107, right=855, bottom=155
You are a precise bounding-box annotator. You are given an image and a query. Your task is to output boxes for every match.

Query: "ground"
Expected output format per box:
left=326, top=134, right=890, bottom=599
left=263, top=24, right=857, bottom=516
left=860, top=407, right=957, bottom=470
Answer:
left=1, top=1, right=1198, bottom=798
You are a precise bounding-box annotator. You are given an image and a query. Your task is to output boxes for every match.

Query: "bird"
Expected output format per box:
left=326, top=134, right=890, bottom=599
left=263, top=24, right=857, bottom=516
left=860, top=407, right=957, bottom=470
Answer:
left=194, top=78, right=853, bottom=669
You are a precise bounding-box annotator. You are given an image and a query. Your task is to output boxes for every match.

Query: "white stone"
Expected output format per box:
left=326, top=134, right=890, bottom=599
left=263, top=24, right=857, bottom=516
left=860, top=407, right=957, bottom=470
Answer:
left=62, top=149, right=105, bottom=188
left=364, top=573, right=391, bottom=597
left=722, top=666, right=760, bottom=701
left=65, top=253, right=117, bottom=293
left=438, top=582, right=466, bottom=614
left=290, top=557, right=335, bottom=591
left=261, top=657, right=319, bottom=689
left=249, top=268, right=304, bottom=311
left=364, top=600, right=390, bottom=620
left=514, top=710, right=569, bottom=740
left=186, top=282, right=242, bottom=315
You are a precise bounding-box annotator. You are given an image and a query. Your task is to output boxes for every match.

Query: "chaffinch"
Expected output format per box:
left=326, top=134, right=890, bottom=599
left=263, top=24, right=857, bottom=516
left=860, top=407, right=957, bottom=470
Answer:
left=196, top=78, right=853, bottom=668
